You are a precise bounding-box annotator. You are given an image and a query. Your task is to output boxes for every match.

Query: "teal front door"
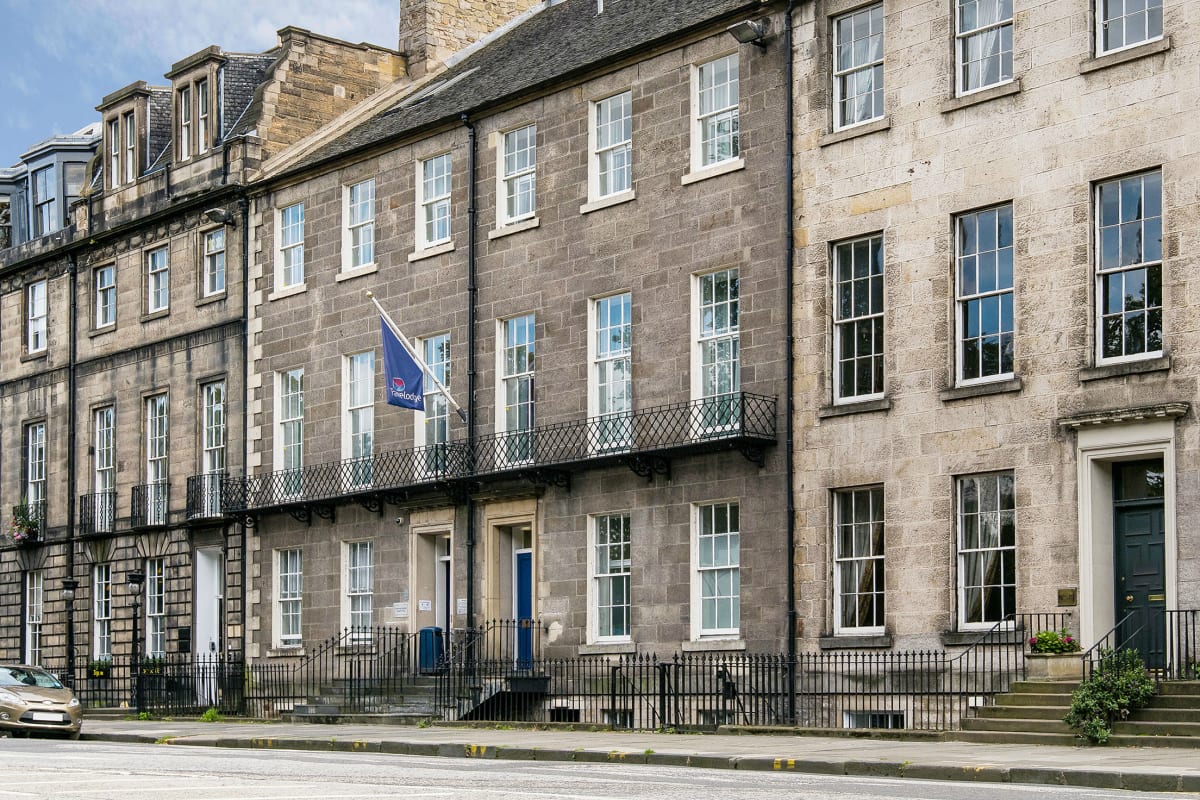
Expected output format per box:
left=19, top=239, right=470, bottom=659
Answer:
left=1113, top=460, right=1166, bottom=669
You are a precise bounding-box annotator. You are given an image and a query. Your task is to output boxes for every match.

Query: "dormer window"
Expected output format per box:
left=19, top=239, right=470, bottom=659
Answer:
left=197, top=79, right=210, bottom=155
left=179, top=86, right=192, bottom=160
left=32, top=166, right=56, bottom=237
left=108, top=120, right=120, bottom=184
left=124, top=112, right=136, bottom=184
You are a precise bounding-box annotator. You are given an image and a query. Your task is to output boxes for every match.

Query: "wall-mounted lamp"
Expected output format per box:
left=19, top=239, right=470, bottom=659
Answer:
left=204, top=207, right=236, bottom=226
left=727, top=18, right=770, bottom=49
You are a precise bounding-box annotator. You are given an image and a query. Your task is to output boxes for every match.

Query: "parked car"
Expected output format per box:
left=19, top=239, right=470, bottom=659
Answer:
left=0, top=665, right=82, bottom=739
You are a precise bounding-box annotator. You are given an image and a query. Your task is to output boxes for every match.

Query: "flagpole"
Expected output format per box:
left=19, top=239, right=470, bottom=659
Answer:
left=367, top=291, right=468, bottom=422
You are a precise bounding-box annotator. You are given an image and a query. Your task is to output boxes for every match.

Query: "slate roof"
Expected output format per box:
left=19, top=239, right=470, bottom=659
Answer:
left=224, top=53, right=283, bottom=139
left=283, top=0, right=766, bottom=177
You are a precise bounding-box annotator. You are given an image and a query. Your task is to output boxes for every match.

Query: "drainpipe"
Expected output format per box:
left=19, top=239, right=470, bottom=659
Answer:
left=783, top=0, right=799, bottom=725
left=461, top=113, right=478, bottom=631
left=238, top=192, right=250, bottom=655
left=67, top=251, right=79, bottom=633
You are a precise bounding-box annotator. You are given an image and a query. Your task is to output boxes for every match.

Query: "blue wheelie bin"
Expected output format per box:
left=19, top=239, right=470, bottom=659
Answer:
left=419, top=626, right=444, bottom=673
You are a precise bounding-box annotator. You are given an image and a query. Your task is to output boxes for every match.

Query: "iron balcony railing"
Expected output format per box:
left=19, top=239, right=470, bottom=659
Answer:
left=9, top=499, right=46, bottom=544
left=130, top=483, right=169, bottom=528
left=79, top=492, right=117, bottom=535
left=224, top=393, right=775, bottom=514
left=186, top=473, right=228, bottom=521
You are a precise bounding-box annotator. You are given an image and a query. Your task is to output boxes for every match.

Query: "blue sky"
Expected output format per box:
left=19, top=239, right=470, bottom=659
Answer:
left=0, top=0, right=399, bottom=165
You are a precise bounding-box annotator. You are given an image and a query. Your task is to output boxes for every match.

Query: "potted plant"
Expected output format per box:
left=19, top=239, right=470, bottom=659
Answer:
left=1026, top=628, right=1083, bottom=681
left=88, top=659, right=111, bottom=679
left=7, top=503, right=39, bottom=546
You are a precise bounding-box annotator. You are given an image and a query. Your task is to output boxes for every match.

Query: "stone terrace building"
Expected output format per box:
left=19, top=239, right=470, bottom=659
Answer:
left=792, top=0, right=1197, bottom=661
left=239, top=0, right=791, bottom=664
left=0, top=29, right=405, bottom=675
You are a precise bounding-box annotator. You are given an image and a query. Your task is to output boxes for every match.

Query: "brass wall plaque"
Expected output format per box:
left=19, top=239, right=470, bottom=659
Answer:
left=1057, top=588, right=1078, bottom=607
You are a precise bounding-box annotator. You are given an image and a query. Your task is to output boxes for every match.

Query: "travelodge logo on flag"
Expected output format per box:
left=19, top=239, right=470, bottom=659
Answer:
left=381, top=317, right=424, bottom=410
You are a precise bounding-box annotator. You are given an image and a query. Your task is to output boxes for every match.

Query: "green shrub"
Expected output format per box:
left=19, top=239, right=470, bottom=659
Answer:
left=199, top=708, right=223, bottom=723
left=1028, top=628, right=1081, bottom=654
left=1064, top=648, right=1155, bottom=744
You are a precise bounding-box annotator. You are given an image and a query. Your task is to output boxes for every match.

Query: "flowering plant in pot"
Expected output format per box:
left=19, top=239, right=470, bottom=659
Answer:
left=7, top=503, right=39, bottom=545
left=1029, top=628, right=1081, bottom=654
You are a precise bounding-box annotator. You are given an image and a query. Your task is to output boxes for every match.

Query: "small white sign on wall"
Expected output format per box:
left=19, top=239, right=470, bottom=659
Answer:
left=457, top=598, right=468, bottom=615
left=394, top=602, right=409, bottom=618
left=418, top=599, right=433, bottom=612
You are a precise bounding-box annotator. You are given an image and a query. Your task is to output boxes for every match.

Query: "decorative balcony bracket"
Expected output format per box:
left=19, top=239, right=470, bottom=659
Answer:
left=353, top=494, right=384, bottom=515
left=738, top=443, right=767, bottom=468
left=623, top=454, right=671, bottom=483
left=517, top=467, right=572, bottom=492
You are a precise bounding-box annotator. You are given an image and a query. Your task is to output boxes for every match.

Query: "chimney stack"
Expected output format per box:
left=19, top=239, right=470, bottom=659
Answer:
left=399, top=0, right=543, bottom=78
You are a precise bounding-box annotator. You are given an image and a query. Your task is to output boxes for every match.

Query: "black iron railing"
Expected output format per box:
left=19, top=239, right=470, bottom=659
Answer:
left=1166, top=609, right=1200, bottom=680
left=130, top=483, right=169, bottom=528
left=79, top=492, right=116, bottom=535
left=186, top=473, right=227, bottom=520
left=9, top=500, right=45, bottom=544
left=224, top=393, right=775, bottom=514
left=41, top=654, right=246, bottom=715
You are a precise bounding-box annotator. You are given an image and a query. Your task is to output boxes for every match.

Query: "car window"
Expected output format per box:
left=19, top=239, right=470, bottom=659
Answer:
left=0, top=667, right=62, bottom=689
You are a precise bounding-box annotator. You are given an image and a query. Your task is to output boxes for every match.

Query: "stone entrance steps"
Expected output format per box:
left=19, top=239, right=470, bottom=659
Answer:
left=954, top=679, right=1200, bottom=747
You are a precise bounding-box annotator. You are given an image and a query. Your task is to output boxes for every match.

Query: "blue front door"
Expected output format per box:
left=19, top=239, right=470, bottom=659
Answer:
left=515, top=550, right=533, bottom=667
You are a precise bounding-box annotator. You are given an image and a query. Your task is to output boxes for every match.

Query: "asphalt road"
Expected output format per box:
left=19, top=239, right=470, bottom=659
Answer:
left=0, top=740, right=1192, bottom=800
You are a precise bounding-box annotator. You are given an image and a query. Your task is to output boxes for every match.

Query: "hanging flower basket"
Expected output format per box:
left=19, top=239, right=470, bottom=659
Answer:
left=7, top=505, right=40, bottom=547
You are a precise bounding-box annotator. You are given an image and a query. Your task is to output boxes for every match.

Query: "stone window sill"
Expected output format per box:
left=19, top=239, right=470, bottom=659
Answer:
left=88, top=324, right=117, bottom=340
left=1080, top=36, right=1171, bottom=75
left=408, top=241, right=455, bottom=263
left=818, top=397, right=892, bottom=418
left=266, top=647, right=306, bottom=658
left=681, top=157, right=745, bottom=186
left=580, top=190, right=635, bottom=215
left=196, top=291, right=227, bottom=307
left=942, top=628, right=1022, bottom=648
left=818, top=633, right=893, bottom=650
left=1079, top=354, right=1170, bottom=383
left=579, top=641, right=636, bottom=656
left=681, top=638, right=746, bottom=653
left=140, top=308, right=170, bottom=323
left=488, top=217, right=540, bottom=240
left=819, top=116, right=890, bottom=148
left=940, top=377, right=1022, bottom=402
left=939, top=79, right=1021, bottom=114
left=336, top=263, right=378, bottom=283
left=268, top=283, right=307, bottom=302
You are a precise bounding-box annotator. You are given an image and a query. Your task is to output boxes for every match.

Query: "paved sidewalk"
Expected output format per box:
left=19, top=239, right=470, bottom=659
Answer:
left=78, top=717, right=1200, bottom=794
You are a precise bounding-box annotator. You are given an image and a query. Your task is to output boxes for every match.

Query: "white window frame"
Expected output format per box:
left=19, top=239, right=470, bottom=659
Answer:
left=344, top=540, right=374, bottom=635
left=276, top=368, right=305, bottom=499
left=956, top=472, right=1016, bottom=630
left=417, top=153, right=452, bottom=250
left=203, top=228, right=226, bottom=297
left=588, top=292, right=632, bottom=451
left=343, top=351, right=375, bottom=488
left=955, top=0, right=1014, bottom=96
left=95, top=265, right=116, bottom=328
left=26, top=279, right=47, bottom=353
left=146, top=246, right=169, bottom=314
left=32, top=165, right=56, bottom=237
left=277, top=202, right=305, bottom=290
left=498, top=124, right=537, bottom=226
left=94, top=564, right=112, bottom=660
left=691, top=53, right=740, bottom=171
left=196, top=78, right=209, bottom=155
left=497, top=314, right=536, bottom=465
left=692, top=269, right=740, bottom=432
left=145, top=394, right=169, bottom=526
left=93, top=406, right=115, bottom=534
left=415, top=334, right=452, bottom=474
left=832, top=3, right=885, bottom=131
left=201, top=381, right=226, bottom=517
left=1096, top=0, right=1163, bottom=56
left=276, top=548, right=303, bottom=648
left=26, top=421, right=45, bottom=508
left=833, top=486, right=885, bottom=635
left=108, top=119, right=120, bottom=188
left=956, top=204, right=1015, bottom=384
left=692, top=501, right=740, bottom=638
left=179, top=85, right=192, bottom=161
left=344, top=178, right=376, bottom=271
left=589, top=513, right=632, bottom=643
left=123, top=111, right=136, bottom=184
left=25, top=570, right=43, bottom=665
left=1095, top=170, right=1163, bottom=365
left=589, top=91, right=633, bottom=202
left=832, top=234, right=885, bottom=403
left=146, top=557, right=166, bottom=658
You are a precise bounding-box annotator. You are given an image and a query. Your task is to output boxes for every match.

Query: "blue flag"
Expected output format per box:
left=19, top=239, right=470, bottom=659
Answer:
left=381, top=317, right=424, bottom=410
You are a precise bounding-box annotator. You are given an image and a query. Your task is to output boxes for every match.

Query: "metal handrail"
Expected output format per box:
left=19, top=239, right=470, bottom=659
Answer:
left=1082, top=610, right=1143, bottom=679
